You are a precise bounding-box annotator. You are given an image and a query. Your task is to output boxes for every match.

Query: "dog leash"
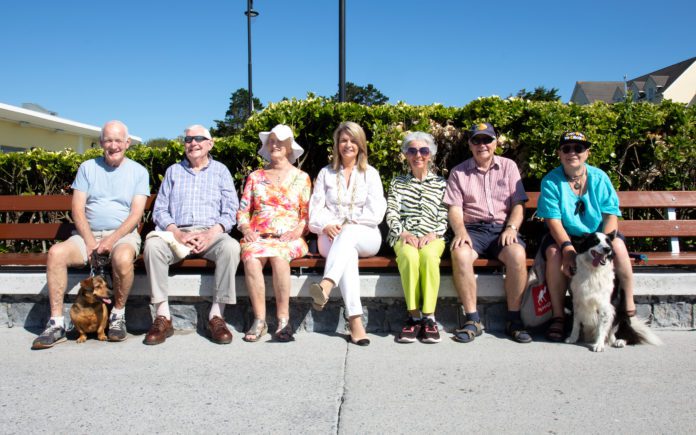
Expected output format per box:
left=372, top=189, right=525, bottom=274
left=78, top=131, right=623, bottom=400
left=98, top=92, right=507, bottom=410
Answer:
left=90, top=251, right=113, bottom=288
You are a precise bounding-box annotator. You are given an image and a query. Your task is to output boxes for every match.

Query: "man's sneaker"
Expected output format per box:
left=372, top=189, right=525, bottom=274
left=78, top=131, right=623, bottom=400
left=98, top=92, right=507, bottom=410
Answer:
left=397, top=317, right=422, bottom=343
left=420, top=318, right=442, bottom=343
left=31, top=319, right=67, bottom=350
left=108, top=314, right=127, bottom=342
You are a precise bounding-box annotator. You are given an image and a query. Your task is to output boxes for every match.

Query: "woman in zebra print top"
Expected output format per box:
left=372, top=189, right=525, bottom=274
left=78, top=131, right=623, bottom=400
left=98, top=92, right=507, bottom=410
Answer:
left=386, top=131, right=448, bottom=344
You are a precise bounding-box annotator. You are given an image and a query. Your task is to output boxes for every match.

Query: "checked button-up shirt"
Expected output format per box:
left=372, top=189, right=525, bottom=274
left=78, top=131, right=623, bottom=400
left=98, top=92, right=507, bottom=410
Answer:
left=153, top=156, right=239, bottom=232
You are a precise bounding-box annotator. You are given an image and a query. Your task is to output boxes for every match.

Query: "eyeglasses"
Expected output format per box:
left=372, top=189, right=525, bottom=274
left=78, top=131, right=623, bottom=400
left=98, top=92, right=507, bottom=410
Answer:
left=560, top=144, right=588, bottom=154
left=574, top=199, right=586, bottom=216
left=470, top=136, right=495, bottom=145
left=405, top=147, right=431, bottom=157
left=184, top=135, right=210, bottom=144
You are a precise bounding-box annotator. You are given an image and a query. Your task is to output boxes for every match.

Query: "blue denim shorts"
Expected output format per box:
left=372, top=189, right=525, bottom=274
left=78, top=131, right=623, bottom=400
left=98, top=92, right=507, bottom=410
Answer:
left=465, top=222, right=526, bottom=259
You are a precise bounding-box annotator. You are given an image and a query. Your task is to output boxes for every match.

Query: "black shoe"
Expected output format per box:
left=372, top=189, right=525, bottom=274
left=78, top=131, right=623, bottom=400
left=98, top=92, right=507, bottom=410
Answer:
left=397, top=317, right=422, bottom=343
left=420, top=318, right=441, bottom=343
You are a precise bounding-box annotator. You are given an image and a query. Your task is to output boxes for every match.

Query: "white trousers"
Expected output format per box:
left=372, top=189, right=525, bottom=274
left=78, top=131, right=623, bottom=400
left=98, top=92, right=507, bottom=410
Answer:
left=318, top=224, right=382, bottom=316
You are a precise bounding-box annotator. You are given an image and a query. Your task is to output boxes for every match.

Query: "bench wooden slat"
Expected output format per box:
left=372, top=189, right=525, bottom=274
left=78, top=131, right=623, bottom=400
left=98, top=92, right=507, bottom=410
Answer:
left=0, top=195, right=72, bottom=211
left=0, top=253, right=49, bottom=266
left=617, top=191, right=696, bottom=208
left=618, top=220, right=696, bottom=237
left=0, top=223, right=76, bottom=240
left=0, top=195, right=156, bottom=211
left=633, top=252, right=696, bottom=266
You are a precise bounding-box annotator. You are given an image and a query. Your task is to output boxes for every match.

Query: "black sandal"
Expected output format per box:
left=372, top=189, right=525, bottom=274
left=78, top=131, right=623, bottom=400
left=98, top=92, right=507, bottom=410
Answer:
left=274, top=318, right=294, bottom=342
left=545, top=317, right=565, bottom=342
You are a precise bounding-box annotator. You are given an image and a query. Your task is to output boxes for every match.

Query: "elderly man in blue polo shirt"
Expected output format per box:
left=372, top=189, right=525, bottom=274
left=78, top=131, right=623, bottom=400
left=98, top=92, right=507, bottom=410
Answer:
left=32, top=120, right=150, bottom=350
left=143, top=124, right=241, bottom=345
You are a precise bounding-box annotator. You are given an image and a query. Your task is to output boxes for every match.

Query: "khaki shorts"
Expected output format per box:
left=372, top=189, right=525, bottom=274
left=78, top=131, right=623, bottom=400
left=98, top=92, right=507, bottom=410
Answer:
left=66, top=229, right=142, bottom=265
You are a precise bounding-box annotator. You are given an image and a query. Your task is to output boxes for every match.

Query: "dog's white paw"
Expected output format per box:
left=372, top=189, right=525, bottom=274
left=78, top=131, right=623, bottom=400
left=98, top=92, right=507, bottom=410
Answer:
left=613, top=339, right=626, bottom=348
left=564, top=337, right=576, bottom=344
left=591, top=343, right=605, bottom=352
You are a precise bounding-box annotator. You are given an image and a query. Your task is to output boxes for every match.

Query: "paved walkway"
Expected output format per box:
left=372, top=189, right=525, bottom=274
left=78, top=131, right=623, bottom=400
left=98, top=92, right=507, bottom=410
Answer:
left=1, top=328, right=694, bottom=434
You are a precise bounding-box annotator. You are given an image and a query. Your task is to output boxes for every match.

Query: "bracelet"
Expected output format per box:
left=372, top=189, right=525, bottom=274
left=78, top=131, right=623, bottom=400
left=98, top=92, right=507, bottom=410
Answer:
left=560, top=241, right=573, bottom=250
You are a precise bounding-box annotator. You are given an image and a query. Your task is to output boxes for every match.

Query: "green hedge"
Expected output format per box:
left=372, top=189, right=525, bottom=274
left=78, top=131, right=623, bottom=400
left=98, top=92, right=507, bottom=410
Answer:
left=1, top=96, right=694, bottom=195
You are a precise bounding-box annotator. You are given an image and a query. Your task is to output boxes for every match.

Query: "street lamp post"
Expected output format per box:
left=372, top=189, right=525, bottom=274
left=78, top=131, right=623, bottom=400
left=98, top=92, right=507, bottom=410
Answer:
left=245, top=0, right=259, bottom=114
left=338, top=0, right=346, bottom=102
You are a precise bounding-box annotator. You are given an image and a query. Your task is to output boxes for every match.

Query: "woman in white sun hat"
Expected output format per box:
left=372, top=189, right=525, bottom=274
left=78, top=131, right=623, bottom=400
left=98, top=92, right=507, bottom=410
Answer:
left=237, top=124, right=311, bottom=342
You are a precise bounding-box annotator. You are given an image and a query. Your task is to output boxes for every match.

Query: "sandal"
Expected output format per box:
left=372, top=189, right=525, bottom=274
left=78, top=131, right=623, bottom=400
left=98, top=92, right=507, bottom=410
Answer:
left=242, top=318, right=267, bottom=342
left=309, top=282, right=329, bottom=311
left=452, top=320, right=482, bottom=343
left=545, top=317, right=565, bottom=342
left=274, top=318, right=294, bottom=342
left=506, top=321, right=532, bottom=344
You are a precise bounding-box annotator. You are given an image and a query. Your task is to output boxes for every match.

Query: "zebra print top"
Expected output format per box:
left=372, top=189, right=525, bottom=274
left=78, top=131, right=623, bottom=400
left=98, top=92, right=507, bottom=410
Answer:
left=386, top=172, right=448, bottom=247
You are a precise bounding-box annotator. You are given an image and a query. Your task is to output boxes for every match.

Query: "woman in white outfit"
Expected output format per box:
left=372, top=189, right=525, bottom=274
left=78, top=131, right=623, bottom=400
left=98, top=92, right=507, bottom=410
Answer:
left=308, top=121, right=387, bottom=346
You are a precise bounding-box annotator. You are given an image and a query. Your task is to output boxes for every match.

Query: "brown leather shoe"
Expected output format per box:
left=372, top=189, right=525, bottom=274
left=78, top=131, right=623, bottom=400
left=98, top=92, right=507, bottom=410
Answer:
left=144, top=315, right=173, bottom=345
left=208, top=316, right=233, bottom=344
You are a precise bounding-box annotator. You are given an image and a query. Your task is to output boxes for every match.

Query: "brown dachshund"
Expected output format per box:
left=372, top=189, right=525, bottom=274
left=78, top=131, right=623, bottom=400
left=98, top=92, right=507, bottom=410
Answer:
left=69, top=276, right=112, bottom=343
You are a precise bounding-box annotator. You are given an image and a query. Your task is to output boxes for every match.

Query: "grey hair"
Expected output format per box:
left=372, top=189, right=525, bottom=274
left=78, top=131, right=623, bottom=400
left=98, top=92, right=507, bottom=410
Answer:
left=401, top=131, right=437, bottom=156
left=184, top=124, right=212, bottom=139
left=100, top=120, right=129, bottom=140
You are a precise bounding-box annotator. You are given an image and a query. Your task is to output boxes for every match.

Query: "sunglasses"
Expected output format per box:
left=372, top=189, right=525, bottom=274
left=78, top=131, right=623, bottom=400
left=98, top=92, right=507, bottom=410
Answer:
left=574, top=199, right=586, bottom=216
left=560, top=144, right=588, bottom=154
left=405, top=147, right=431, bottom=157
left=470, top=136, right=495, bottom=145
left=184, top=135, right=210, bottom=144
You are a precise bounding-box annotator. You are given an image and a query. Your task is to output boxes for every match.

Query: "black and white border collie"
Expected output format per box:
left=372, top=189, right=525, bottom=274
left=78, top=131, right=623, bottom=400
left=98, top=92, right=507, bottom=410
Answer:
left=566, top=231, right=662, bottom=352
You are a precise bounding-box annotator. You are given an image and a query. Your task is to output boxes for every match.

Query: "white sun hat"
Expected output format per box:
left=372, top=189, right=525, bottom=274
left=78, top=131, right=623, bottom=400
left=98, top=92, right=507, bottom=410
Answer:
left=258, top=124, right=304, bottom=163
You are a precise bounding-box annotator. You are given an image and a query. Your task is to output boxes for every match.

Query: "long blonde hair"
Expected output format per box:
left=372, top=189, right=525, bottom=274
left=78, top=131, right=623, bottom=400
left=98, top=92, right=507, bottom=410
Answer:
left=331, top=121, right=368, bottom=172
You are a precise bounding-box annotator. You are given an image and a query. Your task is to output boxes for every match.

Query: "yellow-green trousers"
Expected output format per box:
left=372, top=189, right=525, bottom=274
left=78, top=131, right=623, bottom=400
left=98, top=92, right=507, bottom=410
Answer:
left=393, top=238, right=445, bottom=314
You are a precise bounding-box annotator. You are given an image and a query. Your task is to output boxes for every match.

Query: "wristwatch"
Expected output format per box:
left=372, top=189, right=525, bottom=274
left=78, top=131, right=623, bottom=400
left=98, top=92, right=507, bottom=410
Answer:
left=505, top=224, right=518, bottom=232
left=560, top=240, right=573, bottom=250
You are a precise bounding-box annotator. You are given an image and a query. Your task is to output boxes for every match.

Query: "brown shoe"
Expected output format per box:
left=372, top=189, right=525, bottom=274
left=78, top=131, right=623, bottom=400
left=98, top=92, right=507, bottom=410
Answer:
left=144, top=315, right=173, bottom=345
left=208, top=316, right=233, bottom=344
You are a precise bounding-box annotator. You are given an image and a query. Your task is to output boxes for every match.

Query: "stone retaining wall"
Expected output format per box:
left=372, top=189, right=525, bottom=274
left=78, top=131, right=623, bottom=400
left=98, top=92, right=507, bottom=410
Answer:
left=3, top=296, right=693, bottom=333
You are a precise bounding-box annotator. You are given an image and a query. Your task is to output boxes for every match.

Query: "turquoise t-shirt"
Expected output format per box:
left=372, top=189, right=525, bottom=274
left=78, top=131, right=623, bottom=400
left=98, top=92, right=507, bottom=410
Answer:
left=71, top=157, right=150, bottom=231
left=537, top=164, right=621, bottom=237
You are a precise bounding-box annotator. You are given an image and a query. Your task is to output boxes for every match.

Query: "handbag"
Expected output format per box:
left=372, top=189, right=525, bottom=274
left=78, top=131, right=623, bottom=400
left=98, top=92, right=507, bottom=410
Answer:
left=520, top=247, right=552, bottom=327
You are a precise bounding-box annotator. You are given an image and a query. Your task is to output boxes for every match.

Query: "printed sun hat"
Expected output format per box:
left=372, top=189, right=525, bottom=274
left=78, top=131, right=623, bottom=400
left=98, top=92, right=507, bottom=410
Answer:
left=258, top=124, right=304, bottom=163
left=559, top=131, right=591, bottom=148
left=469, top=122, right=497, bottom=139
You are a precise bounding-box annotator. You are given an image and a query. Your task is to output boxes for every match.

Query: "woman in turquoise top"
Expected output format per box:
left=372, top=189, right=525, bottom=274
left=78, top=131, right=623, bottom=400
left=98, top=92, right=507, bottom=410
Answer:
left=537, top=131, right=636, bottom=342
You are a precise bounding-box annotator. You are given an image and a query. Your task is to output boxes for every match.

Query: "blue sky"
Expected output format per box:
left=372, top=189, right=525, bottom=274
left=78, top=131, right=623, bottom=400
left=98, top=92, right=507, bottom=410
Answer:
left=2, top=0, right=694, bottom=141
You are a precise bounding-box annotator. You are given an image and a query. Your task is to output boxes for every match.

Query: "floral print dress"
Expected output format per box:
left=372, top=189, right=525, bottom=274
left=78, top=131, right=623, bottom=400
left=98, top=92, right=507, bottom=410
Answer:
left=237, top=167, right=311, bottom=262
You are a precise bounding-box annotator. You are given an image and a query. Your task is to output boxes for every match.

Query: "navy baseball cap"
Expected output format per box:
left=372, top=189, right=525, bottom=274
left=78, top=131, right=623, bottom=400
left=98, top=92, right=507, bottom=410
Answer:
left=559, top=131, right=591, bottom=148
left=470, top=122, right=496, bottom=139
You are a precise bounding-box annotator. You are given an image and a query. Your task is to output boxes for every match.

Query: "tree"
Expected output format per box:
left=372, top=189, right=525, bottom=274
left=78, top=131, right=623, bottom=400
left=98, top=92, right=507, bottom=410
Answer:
left=515, top=86, right=561, bottom=102
left=211, top=88, right=264, bottom=137
left=332, top=82, right=388, bottom=105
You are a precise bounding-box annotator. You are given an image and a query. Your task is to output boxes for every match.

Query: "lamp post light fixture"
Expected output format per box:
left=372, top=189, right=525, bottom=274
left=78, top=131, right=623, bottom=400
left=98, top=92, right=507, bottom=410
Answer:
left=245, top=0, right=259, bottom=114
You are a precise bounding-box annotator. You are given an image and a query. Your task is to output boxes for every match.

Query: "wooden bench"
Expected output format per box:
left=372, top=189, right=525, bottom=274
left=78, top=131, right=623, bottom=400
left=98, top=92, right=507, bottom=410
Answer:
left=0, top=191, right=695, bottom=269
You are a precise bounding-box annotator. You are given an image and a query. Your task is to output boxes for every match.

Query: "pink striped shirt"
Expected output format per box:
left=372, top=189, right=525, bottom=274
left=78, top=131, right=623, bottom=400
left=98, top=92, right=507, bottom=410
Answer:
left=443, top=156, right=527, bottom=224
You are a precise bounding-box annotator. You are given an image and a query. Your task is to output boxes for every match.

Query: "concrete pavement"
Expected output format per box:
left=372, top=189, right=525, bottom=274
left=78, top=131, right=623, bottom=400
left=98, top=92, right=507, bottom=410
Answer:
left=1, top=327, right=694, bottom=434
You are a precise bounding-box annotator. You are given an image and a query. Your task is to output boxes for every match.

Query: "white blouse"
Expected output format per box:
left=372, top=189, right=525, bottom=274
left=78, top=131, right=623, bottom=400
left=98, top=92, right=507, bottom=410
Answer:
left=309, top=164, right=387, bottom=234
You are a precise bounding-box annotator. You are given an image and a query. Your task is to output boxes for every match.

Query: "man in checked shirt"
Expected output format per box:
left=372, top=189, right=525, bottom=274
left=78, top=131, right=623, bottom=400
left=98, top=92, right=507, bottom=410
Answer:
left=143, top=124, right=241, bottom=345
left=444, top=122, right=531, bottom=344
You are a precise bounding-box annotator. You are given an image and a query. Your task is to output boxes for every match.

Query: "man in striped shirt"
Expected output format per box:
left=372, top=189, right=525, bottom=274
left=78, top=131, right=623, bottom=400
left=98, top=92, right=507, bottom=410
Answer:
left=143, top=125, right=241, bottom=346
left=444, top=122, right=531, bottom=344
